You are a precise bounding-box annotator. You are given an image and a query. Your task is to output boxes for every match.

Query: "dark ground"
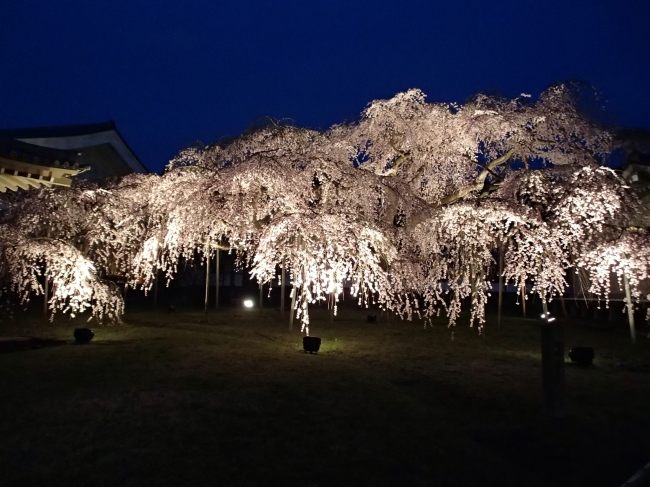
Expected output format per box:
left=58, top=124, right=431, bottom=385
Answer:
left=0, top=303, right=649, bottom=487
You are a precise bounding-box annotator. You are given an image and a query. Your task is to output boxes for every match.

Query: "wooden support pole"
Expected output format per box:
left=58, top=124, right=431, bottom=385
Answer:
left=215, top=250, right=220, bottom=309
left=204, top=242, right=210, bottom=315
left=497, top=243, right=504, bottom=331
left=330, top=292, right=334, bottom=324
left=281, top=259, right=286, bottom=315
left=43, top=264, right=49, bottom=317
left=623, top=272, right=637, bottom=344
left=521, top=282, right=527, bottom=317
left=289, top=283, right=296, bottom=332
left=153, top=270, right=159, bottom=308
left=541, top=300, right=566, bottom=418
left=559, top=294, right=569, bottom=324
left=259, top=282, right=263, bottom=312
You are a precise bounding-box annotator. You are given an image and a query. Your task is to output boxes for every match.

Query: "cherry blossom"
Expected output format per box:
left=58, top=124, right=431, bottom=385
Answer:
left=1, top=83, right=643, bottom=332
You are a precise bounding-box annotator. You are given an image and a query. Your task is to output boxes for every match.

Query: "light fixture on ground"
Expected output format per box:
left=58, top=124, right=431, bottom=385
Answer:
left=303, top=336, right=321, bottom=353
left=568, top=347, right=595, bottom=366
left=74, top=328, right=94, bottom=344
left=243, top=299, right=254, bottom=308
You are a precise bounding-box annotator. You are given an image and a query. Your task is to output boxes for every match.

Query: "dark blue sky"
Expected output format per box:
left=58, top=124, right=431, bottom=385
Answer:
left=2, top=0, right=649, bottom=173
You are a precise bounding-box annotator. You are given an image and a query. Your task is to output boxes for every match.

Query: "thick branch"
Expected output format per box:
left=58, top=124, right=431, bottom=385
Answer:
left=439, top=149, right=515, bottom=206
left=388, top=141, right=410, bottom=175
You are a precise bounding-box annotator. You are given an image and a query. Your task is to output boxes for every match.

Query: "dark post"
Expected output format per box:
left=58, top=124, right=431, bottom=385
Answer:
left=43, top=265, right=49, bottom=317
left=497, top=243, right=504, bottom=331
left=289, top=279, right=298, bottom=332
left=215, top=250, right=220, bottom=309
left=281, top=259, right=286, bottom=315
left=541, top=302, right=566, bottom=418
left=204, top=242, right=210, bottom=315
left=259, top=282, right=263, bottom=312
left=623, top=272, right=637, bottom=344
left=153, top=270, right=159, bottom=308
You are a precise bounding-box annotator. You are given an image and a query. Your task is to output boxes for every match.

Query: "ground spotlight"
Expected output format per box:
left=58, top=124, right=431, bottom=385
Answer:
left=243, top=299, right=254, bottom=308
left=568, top=347, right=595, bottom=366
left=303, top=336, right=321, bottom=354
left=74, top=328, right=94, bottom=344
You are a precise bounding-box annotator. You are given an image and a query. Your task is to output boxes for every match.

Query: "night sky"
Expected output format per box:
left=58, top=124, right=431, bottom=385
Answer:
left=2, top=0, right=649, bottom=174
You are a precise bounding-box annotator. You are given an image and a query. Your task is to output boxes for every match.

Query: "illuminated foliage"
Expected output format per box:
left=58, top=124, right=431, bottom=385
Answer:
left=1, top=83, right=646, bottom=330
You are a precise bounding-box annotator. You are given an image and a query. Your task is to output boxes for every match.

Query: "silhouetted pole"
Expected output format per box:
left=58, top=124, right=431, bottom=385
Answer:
left=521, top=283, right=527, bottom=317
left=559, top=294, right=569, bottom=323
left=623, top=271, right=637, bottom=344
left=153, top=270, right=159, bottom=308
left=289, top=280, right=297, bottom=332
left=215, top=250, right=220, bottom=309
left=259, top=282, right=263, bottom=312
left=280, top=259, right=286, bottom=315
left=497, top=243, right=504, bottom=331
left=204, top=241, right=210, bottom=314
left=43, top=263, right=49, bottom=317
left=541, top=300, right=566, bottom=418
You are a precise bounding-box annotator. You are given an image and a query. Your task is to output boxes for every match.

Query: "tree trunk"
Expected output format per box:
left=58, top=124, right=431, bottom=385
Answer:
left=521, top=283, right=527, bottom=317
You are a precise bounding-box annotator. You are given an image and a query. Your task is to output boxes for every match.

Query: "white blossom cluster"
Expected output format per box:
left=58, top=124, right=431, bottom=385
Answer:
left=0, top=83, right=647, bottom=331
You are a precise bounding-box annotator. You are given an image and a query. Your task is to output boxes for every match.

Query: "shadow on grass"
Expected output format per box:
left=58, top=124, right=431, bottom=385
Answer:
left=0, top=337, right=68, bottom=353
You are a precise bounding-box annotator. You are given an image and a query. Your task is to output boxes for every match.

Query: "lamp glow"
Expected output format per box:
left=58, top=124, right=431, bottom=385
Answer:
left=243, top=299, right=254, bottom=308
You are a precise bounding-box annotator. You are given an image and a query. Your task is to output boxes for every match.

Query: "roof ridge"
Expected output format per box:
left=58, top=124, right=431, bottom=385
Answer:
left=0, top=121, right=116, bottom=138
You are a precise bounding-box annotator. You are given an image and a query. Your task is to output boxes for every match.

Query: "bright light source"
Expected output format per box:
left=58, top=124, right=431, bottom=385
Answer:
left=243, top=299, right=254, bottom=308
left=541, top=313, right=546, bottom=319
left=548, top=317, right=556, bottom=322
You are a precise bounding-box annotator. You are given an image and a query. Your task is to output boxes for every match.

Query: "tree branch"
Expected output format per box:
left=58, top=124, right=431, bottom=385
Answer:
left=439, top=149, right=515, bottom=206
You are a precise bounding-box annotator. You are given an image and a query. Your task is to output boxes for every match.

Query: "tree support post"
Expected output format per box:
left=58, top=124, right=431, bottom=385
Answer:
left=289, top=284, right=296, bottom=332
left=204, top=241, right=210, bottom=315
left=623, top=272, right=637, bottom=344
left=43, top=264, right=49, bottom=317
left=259, top=282, right=263, bottom=312
left=281, top=259, right=286, bottom=316
left=215, top=249, right=220, bottom=309
left=541, top=301, right=566, bottom=419
left=521, top=283, right=527, bottom=317
left=153, top=270, right=159, bottom=308
left=497, top=243, right=504, bottom=331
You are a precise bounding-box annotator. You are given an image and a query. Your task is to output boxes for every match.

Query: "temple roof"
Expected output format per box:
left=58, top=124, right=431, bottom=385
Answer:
left=0, top=137, right=88, bottom=192
left=0, top=121, right=147, bottom=182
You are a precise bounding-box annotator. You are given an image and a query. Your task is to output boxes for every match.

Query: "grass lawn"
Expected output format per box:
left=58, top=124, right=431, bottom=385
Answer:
left=1, top=304, right=649, bottom=487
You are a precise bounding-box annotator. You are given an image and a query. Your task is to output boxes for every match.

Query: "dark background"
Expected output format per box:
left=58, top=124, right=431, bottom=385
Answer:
left=1, top=0, right=649, bottom=173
